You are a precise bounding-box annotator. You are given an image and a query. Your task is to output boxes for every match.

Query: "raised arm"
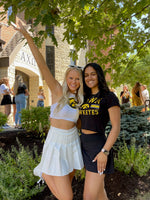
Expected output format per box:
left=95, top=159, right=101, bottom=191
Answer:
left=12, top=21, right=62, bottom=102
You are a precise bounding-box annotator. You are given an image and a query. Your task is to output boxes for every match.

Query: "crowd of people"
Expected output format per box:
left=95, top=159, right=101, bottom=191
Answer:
left=120, top=82, right=149, bottom=109
left=0, top=76, right=46, bottom=129
left=1, top=77, right=148, bottom=130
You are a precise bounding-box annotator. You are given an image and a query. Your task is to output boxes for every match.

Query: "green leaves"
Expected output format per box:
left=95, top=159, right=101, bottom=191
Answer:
left=21, top=106, right=50, bottom=133
left=114, top=138, right=150, bottom=176
left=0, top=112, right=7, bottom=129
left=106, top=105, right=150, bottom=148
left=0, top=140, right=45, bottom=200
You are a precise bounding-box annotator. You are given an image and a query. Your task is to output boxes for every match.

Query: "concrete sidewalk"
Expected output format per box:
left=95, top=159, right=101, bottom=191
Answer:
left=0, top=126, right=26, bottom=134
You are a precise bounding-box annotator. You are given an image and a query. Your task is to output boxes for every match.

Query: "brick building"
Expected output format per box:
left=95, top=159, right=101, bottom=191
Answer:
left=0, top=7, right=87, bottom=124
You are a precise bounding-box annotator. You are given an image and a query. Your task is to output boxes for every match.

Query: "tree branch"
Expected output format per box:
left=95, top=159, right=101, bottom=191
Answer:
left=121, top=39, right=150, bottom=75
left=99, top=0, right=108, bottom=7
left=108, top=4, right=150, bottom=31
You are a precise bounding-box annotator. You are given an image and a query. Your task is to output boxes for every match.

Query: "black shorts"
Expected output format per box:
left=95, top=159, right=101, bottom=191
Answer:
left=80, top=132, right=114, bottom=174
left=12, top=96, right=16, bottom=104
left=1, top=95, right=12, bottom=105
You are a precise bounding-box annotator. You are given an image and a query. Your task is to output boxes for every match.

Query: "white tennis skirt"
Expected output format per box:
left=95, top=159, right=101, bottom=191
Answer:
left=34, top=126, right=84, bottom=177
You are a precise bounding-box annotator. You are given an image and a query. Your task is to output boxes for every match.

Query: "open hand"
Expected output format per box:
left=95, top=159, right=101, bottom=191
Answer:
left=93, top=151, right=108, bottom=174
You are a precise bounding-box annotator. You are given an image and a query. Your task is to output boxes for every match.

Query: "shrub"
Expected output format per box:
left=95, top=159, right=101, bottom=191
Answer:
left=0, top=112, right=7, bottom=130
left=75, top=168, right=85, bottom=180
left=0, top=139, right=45, bottom=200
left=21, top=106, right=50, bottom=141
left=114, top=138, right=150, bottom=176
left=105, top=105, right=150, bottom=148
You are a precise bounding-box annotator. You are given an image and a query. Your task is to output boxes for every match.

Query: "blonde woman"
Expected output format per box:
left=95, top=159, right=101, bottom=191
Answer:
left=12, top=21, right=84, bottom=200
left=140, top=84, right=149, bottom=110
left=37, top=86, right=46, bottom=107
left=120, top=85, right=131, bottom=105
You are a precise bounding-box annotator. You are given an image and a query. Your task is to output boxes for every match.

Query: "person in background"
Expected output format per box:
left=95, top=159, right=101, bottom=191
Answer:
left=79, top=63, right=120, bottom=200
left=0, top=77, right=12, bottom=128
left=120, top=85, right=131, bottom=106
left=37, top=86, right=46, bottom=107
left=13, top=21, right=84, bottom=200
left=13, top=75, right=29, bottom=128
left=110, top=87, right=117, bottom=97
left=132, top=82, right=142, bottom=107
left=140, top=84, right=149, bottom=110
left=11, top=86, right=16, bottom=125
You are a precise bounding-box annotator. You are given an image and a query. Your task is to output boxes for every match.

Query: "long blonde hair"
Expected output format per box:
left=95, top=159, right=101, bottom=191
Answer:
left=13, top=75, right=23, bottom=95
left=54, top=67, right=83, bottom=113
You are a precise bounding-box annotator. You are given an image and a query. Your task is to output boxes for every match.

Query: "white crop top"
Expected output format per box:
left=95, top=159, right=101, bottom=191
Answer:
left=50, top=94, right=79, bottom=123
left=38, top=95, right=44, bottom=99
left=0, top=84, right=9, bottom=94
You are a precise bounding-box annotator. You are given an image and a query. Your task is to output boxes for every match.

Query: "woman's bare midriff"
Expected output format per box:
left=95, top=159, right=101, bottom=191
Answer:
left=81, top=129, right=97, bottom=134
left=50, top=118, right=76, bottom=130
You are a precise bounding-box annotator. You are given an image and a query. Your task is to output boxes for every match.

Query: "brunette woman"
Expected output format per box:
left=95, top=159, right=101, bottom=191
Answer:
left=79, top=63, right=120, bottom=200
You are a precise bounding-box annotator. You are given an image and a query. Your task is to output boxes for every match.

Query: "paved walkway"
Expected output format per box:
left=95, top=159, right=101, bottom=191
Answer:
left=0, top=126, right=26, bottom=134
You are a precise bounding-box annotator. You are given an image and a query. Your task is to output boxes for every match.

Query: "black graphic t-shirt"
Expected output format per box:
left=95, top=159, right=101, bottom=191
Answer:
left=17, top=83, right=27, bottom=95
left=79, top=91, right=120, bottom=133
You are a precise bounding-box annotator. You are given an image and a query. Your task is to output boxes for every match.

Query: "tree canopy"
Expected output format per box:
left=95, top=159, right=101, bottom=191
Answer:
left=0, top=0, right=150, bottom=86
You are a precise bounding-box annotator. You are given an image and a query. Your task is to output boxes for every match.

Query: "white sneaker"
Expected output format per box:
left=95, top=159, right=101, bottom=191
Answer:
left=2, top=125, right=9, bottom=129
left=2, top=124, right=11, bottom=129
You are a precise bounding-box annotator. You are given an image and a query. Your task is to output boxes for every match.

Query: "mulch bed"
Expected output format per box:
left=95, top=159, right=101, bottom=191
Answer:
left=0, top=130, right=150, bottom=200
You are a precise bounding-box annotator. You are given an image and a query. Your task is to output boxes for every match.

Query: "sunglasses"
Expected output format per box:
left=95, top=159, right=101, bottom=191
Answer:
left=68, top=65, right=83, bottom=70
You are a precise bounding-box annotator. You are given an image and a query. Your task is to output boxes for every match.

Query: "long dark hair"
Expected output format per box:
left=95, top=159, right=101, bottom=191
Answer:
left=83, top=63, right=110, bottom=100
